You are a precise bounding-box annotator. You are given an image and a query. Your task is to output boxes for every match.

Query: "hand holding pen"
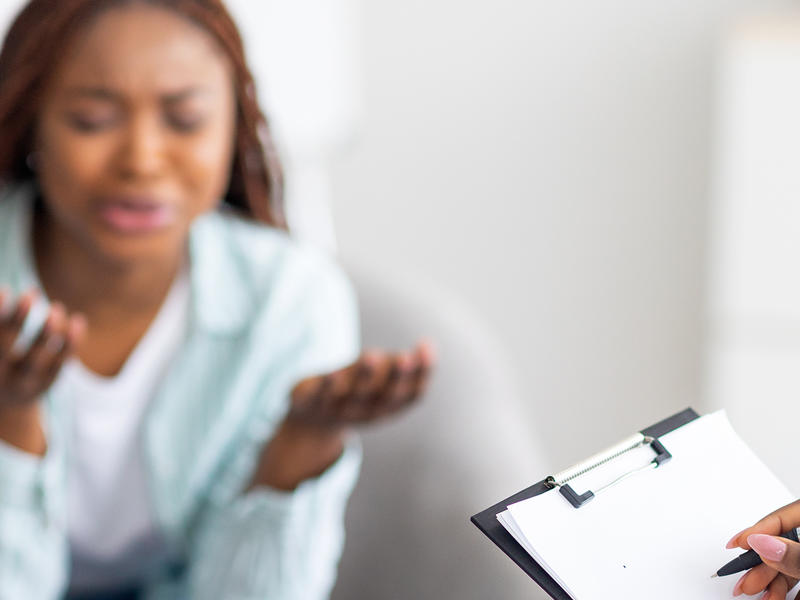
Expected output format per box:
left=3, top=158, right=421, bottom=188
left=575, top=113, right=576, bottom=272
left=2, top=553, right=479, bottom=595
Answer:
left=721, top=499, right=800, bottom=599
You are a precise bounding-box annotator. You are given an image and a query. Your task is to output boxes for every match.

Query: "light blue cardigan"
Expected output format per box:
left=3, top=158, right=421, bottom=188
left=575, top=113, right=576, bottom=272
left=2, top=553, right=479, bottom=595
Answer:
left=0, top=186, right=362, bottom=600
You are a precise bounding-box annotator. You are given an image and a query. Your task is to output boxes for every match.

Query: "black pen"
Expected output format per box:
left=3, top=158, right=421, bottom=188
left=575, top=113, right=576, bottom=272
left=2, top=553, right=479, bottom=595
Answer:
left=712, top=529, right=800, bottom=578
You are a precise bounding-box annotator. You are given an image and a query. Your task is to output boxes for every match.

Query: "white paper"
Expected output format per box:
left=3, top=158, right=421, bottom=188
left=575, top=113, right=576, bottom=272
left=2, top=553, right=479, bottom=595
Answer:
left=500, top=411, right=795, bottom=599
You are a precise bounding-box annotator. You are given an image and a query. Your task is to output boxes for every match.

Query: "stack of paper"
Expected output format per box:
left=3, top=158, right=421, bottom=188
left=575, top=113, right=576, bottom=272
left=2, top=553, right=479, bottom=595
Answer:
left=497, top=412, right=795, bottom=599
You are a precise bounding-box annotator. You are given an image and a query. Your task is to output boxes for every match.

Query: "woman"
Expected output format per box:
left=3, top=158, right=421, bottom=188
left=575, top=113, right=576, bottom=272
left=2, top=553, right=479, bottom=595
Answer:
left=0, top=1, right=433, bottom=598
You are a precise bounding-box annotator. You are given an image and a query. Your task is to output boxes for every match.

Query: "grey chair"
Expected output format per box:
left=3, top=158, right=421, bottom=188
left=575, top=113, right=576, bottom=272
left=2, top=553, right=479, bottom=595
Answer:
left=332, top=263, right=548, bottom=600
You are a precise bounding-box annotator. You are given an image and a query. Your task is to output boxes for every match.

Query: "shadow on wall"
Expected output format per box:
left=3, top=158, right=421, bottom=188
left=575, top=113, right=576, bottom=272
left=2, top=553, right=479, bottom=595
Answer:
left=331, top=261, right=549, bottom=600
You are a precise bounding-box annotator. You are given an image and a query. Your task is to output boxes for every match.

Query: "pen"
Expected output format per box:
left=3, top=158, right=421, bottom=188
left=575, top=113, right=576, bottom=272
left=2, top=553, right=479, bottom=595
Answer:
left=712, top=528, right=800, bottom=578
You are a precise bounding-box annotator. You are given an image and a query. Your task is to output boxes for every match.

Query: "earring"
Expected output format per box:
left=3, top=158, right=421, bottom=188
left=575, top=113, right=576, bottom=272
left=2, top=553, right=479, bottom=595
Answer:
left=25, top=152, right=38, bottom=171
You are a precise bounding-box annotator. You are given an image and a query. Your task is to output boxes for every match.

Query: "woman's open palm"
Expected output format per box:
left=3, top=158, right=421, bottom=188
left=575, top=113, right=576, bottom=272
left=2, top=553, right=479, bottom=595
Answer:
left=288, top=341, right=435, bottom=429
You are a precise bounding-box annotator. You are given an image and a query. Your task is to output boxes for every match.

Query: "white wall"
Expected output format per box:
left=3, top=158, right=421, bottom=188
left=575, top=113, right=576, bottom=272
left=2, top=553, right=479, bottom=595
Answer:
left=329, top=0, right=797, bottom=469
left=707, top=17, right=800, bottom=492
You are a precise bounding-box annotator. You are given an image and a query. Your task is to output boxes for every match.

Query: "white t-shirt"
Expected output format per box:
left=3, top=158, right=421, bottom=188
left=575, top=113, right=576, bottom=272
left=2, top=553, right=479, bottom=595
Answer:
left=63, top=270, right=190, bottom=593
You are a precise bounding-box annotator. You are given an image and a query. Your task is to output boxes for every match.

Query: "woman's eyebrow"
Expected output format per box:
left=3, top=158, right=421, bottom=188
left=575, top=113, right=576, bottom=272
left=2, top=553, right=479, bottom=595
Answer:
left=62, top=86, right=119, bottom=101
left=60, top=86, right=213, bottom=103
left=161, top=87, right=213, bottom=104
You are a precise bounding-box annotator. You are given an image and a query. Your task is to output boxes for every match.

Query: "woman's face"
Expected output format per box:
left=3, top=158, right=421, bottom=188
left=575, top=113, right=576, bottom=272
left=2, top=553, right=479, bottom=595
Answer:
left=34, top=3, right=237, bottom=265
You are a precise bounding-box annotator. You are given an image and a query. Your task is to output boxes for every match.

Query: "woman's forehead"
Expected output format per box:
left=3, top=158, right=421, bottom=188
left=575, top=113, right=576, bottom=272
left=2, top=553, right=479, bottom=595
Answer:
left=51, top=3, right=231, bottom=96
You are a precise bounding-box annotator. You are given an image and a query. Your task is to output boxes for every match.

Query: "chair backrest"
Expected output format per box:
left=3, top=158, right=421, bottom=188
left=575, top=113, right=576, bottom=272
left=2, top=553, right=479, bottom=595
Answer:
left=332, top=263, right=548, bottom=600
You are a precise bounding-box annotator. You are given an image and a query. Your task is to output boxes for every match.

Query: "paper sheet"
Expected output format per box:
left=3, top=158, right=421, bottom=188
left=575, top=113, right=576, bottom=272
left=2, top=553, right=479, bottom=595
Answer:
left=499, top=411, right=795, bottom=599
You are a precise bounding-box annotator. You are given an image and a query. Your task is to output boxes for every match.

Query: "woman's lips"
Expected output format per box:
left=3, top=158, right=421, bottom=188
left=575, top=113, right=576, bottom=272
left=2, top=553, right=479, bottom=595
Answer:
left=96, top=198, right=177, bottom=234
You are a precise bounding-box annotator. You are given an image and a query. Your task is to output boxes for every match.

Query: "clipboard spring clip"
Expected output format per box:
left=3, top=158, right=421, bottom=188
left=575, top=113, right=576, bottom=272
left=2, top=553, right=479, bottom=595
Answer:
left=544, top=433, right=672, bottom=509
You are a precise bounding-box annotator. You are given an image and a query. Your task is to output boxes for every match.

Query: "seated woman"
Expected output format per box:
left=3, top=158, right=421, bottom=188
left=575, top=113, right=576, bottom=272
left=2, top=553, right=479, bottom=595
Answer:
left=0, top=1, right=433, bottom=598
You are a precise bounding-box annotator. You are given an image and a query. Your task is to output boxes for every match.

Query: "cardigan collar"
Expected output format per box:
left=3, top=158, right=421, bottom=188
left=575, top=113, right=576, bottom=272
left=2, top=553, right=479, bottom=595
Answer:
left=187, top=209, right=254, bottom=336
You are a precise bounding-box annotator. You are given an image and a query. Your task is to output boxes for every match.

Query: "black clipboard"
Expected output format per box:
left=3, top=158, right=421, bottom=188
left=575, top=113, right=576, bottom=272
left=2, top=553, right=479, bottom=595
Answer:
left=469, top=407, right=699, bottom=600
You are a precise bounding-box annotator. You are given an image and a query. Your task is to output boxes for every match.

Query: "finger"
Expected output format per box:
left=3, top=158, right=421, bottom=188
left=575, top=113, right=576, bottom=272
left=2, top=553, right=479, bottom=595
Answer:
left=0, top=290, right=37, bottom=359
left=327, top=363, right=360, bottom=409
left=728, top=500, right=800, bottom=550
left=376, top=353, right=418, bottom=417
left=0, top=288, right=11, bottom=319
left=336, top=353, right=396, bottom=422
left=765, top=572, right=792, bottom=600
left=19, top=303, right=67, bottom=376
left=355, top=352, right=395, bottom=408
left=411, top=363, right=432, bottom=400
left=0, top=291, right=38, bottom=380
left=747, top=534, right=800, bottom=580
left=734, top=562, right=778, bottom=596
left=40, top=313, right=85, bottom=386
left=415, top=339, right=437, bottom=368
left=292, top=365, right=342, bottom=408
left=64, top=313, right=87, bottom=352
left=410, top=340, right=436, bottom=397
left=343, top=352, right=381, bottom=420
left=290, top=364, right=355, bottom=423
left=351, top=352, right=380, bottom=400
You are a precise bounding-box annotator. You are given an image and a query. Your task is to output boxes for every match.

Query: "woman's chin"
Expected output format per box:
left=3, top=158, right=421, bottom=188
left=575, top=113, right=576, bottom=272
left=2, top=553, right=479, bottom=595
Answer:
left=89, top=225, right=187, bottom=267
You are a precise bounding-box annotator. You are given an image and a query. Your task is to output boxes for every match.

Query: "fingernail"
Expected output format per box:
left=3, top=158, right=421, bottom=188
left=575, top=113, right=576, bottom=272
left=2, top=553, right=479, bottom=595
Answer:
left=732, top=573, right=746, bottom=596
left=763, top=591, right=771, bottom=600
left=727, top=529, right=747, bottom=549
left=747, top=534, right=787, bottom=562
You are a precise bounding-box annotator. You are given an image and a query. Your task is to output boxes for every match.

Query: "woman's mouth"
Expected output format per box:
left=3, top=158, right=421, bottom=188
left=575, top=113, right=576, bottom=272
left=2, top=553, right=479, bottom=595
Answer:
left=96, top=198, right=177, bottom=234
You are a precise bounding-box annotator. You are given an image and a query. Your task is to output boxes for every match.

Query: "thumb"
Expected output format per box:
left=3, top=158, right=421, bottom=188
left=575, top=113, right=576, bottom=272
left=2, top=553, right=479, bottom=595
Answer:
left=748, top=534, right=800, bottom=579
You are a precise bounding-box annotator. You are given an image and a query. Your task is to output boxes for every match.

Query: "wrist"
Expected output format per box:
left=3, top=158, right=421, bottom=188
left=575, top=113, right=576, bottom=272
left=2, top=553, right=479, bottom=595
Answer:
left=249, top=419, right=349, bottom=492
left=0, top=402, right=46, bottom=456
left=280, top=415, right=349, bottom=444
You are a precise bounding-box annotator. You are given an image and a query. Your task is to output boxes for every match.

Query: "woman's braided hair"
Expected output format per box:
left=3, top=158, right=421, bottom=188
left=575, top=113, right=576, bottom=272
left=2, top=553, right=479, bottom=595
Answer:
left=0, top=0, right=286, bottom=228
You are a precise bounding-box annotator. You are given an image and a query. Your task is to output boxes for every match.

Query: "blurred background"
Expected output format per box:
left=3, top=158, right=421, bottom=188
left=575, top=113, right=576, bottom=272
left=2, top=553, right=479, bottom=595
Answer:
left=5, top=0, right=800, bottom=598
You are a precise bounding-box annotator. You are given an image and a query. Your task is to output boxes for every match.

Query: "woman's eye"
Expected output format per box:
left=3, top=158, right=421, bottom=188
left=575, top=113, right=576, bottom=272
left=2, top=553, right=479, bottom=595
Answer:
left=66, top=113, right=117, bottom=133
left=166, top=113, right=205, bottom=133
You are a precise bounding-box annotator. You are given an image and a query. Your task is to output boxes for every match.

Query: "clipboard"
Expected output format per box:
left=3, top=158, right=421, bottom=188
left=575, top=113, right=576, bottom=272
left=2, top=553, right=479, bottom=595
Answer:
left=469, top=408, right=700, bottom=599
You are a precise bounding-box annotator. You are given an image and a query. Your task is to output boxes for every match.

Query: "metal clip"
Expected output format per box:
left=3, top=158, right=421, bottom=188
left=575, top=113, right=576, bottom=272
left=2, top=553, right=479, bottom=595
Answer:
left=545, top=433, right=672, bottom=508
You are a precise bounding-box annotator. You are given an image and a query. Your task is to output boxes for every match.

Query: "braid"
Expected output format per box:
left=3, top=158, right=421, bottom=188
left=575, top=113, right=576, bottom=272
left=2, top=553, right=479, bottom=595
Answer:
left=226, top=54, right=286, bottom=228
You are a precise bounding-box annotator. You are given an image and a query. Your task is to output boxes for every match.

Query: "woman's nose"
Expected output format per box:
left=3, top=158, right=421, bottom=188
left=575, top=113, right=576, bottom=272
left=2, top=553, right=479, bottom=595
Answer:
left=115, top=114, right=168, bottom=181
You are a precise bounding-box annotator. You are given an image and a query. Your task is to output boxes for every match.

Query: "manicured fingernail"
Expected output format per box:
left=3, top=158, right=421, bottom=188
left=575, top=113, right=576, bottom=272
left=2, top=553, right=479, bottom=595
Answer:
left=732, top=573, right=746, bottom=596
left=727, top=529, right=746, bottom=549
left=747, top=534, right=787, bottom=562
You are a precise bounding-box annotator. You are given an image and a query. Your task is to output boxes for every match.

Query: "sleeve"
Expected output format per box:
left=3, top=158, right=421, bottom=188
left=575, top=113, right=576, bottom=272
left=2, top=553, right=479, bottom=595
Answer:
left=0, top=417, right=69, bottom=600
left=177, top=259, right=362, bottom=600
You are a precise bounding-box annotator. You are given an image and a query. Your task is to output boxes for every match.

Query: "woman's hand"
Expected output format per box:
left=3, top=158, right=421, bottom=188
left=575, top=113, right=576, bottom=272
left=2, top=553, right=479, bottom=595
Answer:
left=0, top=289, right=86, bottom=406
left=249, top=341, right=435, bottom=491
left=726, top=500, right=800, bottom=599
left=287, top=340, right=435, bottom=431
left=0, top=289, right=86, bottom=454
